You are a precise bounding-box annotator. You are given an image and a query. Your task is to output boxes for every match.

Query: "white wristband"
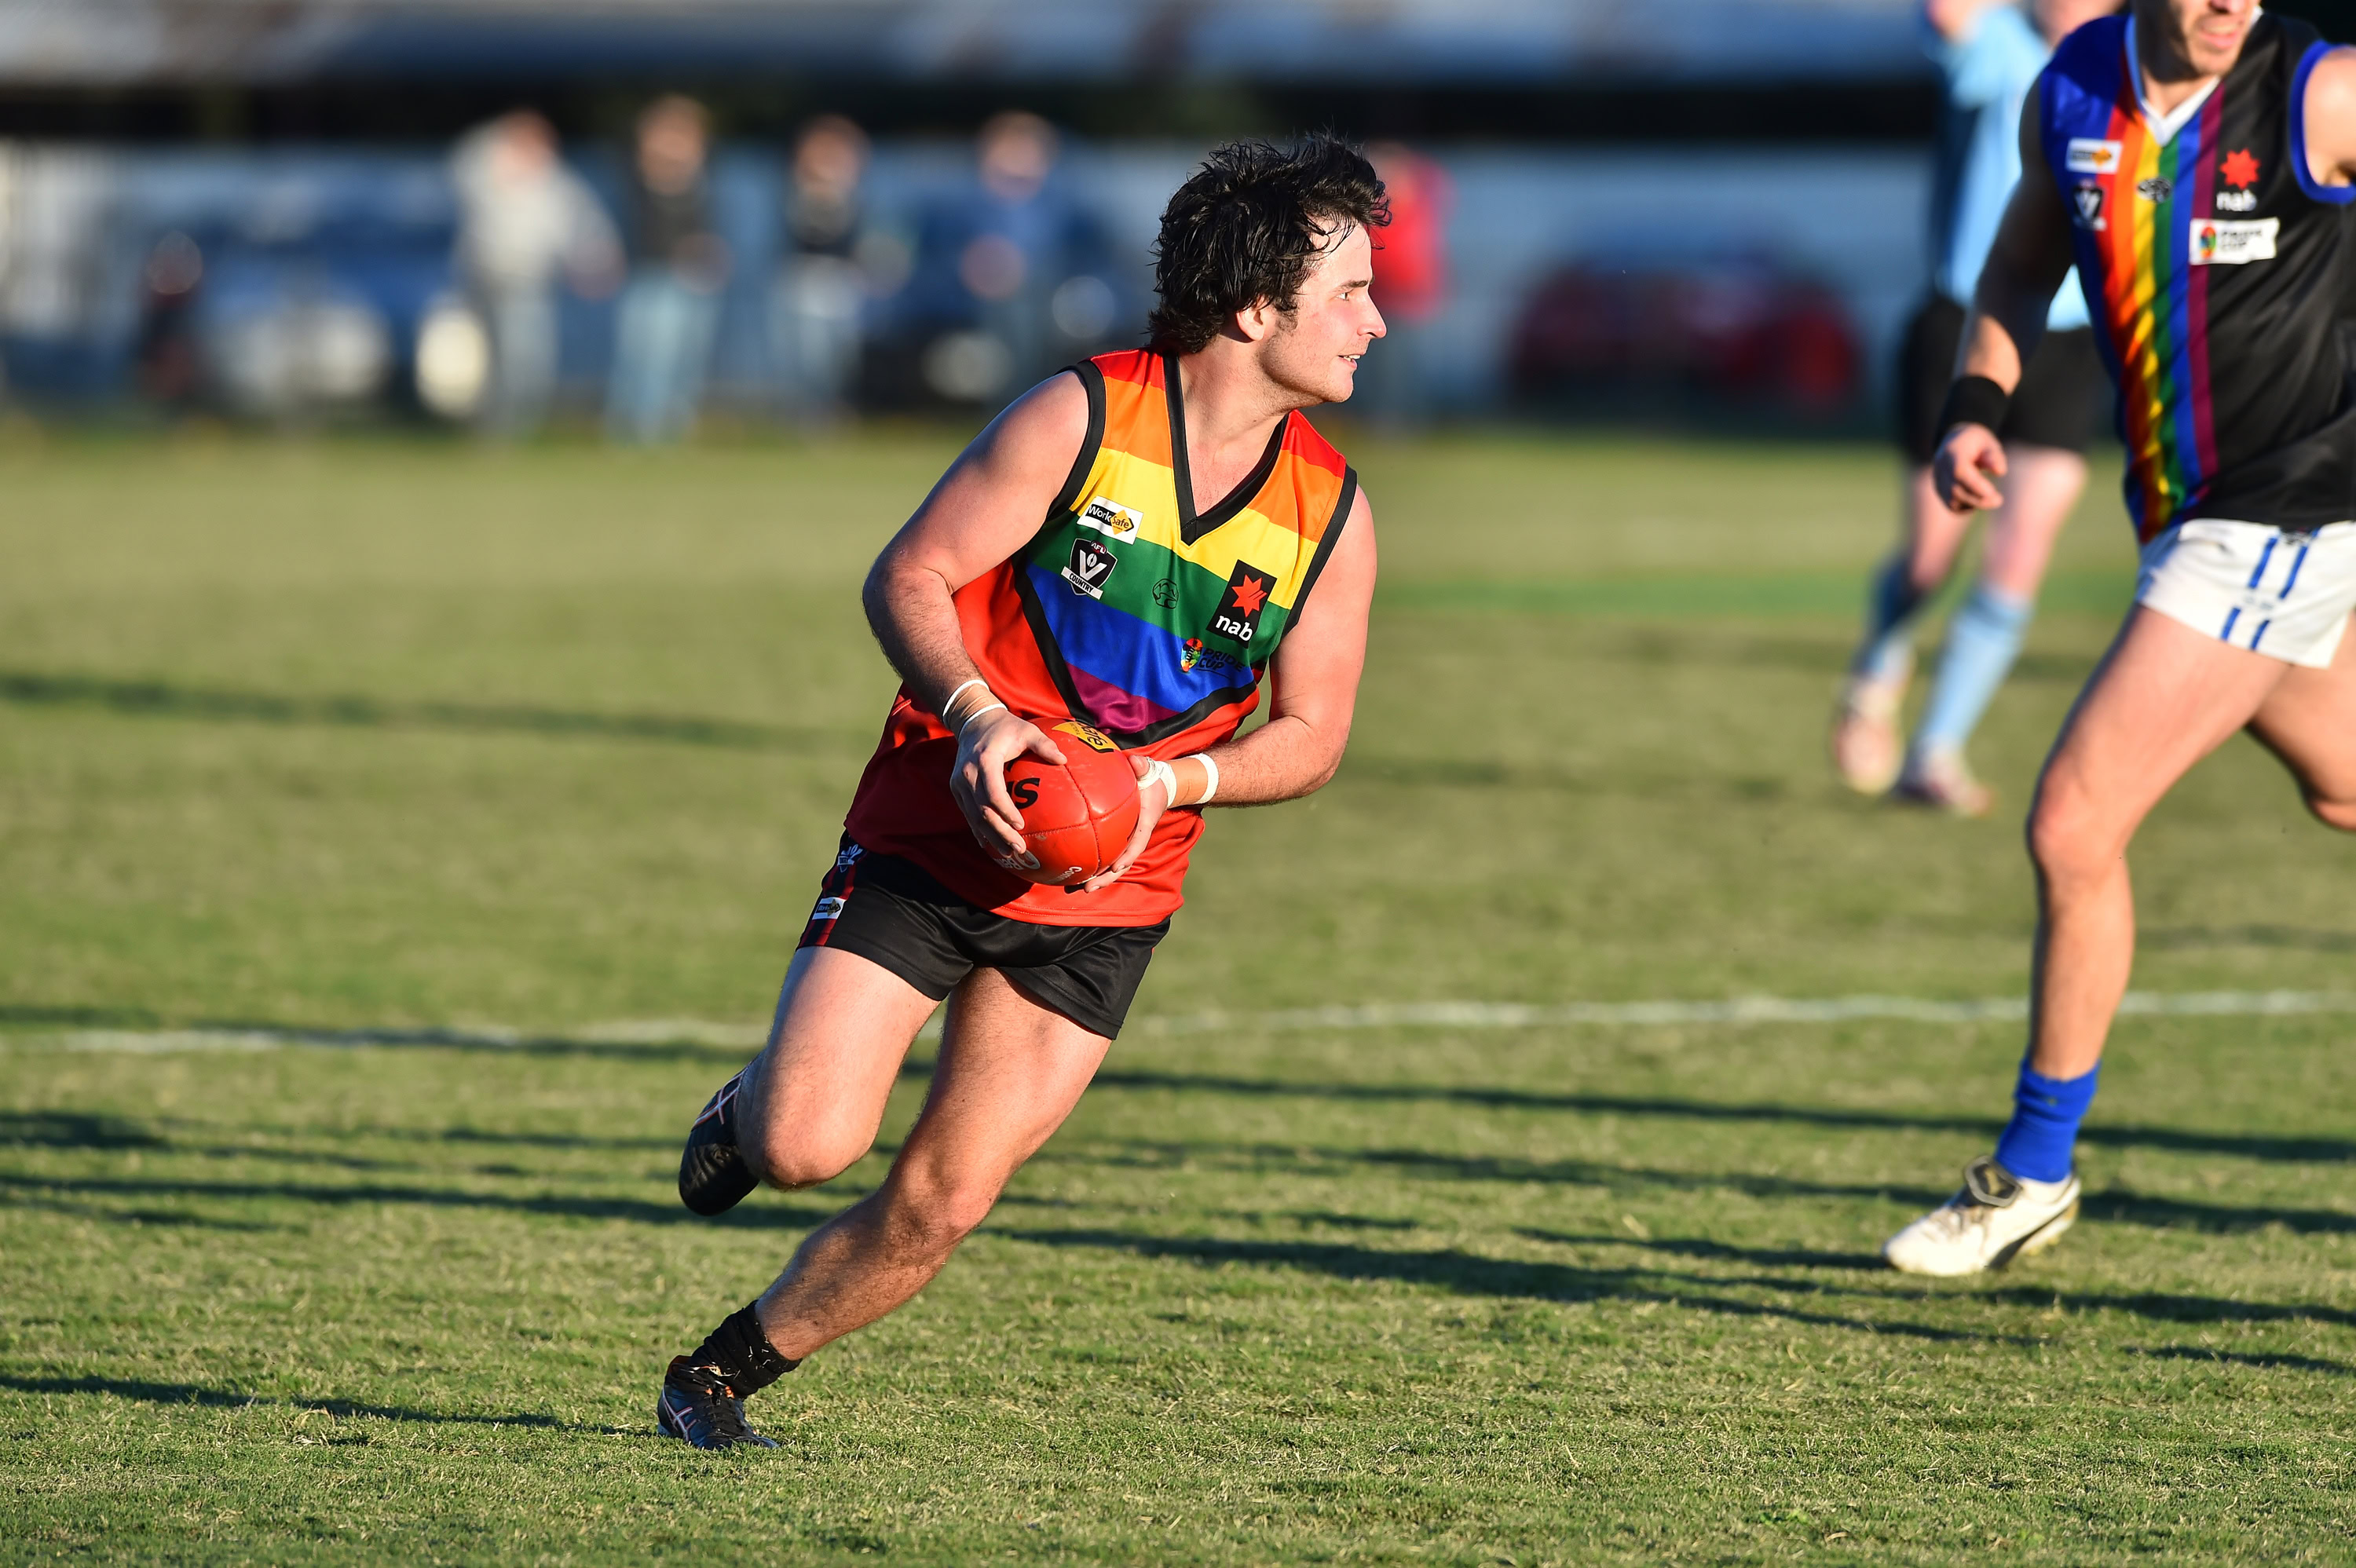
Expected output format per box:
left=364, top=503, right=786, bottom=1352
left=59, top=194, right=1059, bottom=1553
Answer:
left=1140, top=756, right=1178, bottom=806
left=942, top=678, right=991, bottom=723
left=1187, top=752, right=1218, bottom=803
left=957, top=700, right=1007, bottom=734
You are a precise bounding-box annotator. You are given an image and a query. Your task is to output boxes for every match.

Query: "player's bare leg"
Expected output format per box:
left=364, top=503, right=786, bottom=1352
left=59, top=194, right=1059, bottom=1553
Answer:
left=2244, top=613, right=2356, bottom=833
left=1886, top=608, right=2291, bottom=1274
left=2022, top=609, right=2290, bottom=1078
left=659, top=946, right=941, bottom=1446
left=1977, top=448, right=2080, bottom=603
left=753, top=967, right=1109, bottom=1358
left=678, top=945, right=938, bottom=1217
left=1897, top=443, right=2086, bottom=816
left=737, top=948, right=943, bottom=1187
left=1835, top=466, right=1971, bottom=793
left=660, top=959, right=1106, bottom=1445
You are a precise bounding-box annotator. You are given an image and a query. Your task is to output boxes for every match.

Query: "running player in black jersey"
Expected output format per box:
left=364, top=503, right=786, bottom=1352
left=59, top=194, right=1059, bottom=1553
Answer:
left=1886, top=0, right=2356, bottom=1274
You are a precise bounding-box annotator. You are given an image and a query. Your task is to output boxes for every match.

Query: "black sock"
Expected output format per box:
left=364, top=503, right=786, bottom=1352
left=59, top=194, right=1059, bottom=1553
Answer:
left=685, top=1301, right=797, bottom=1396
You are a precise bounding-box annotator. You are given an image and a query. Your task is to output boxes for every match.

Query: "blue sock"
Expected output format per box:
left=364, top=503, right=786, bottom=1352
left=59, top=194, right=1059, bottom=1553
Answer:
left=1913, top=583, right=2032, bottom=758
left=1853, top=554, right=1928, bottom=682
left=1992, top=1061, right=2098, bottom=1182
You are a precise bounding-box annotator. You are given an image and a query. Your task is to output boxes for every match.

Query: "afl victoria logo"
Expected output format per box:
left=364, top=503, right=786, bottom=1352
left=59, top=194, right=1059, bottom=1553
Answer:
left=1061, top=537, right=1117, bottom=598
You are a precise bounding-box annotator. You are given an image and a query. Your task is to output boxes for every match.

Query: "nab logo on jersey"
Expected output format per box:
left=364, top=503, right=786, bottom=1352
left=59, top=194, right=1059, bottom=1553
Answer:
left=1205, top=561, right=1275, bottom=646
left=2218, top=147, right=2261, bottom=212
left=1062, top=538, right=1118, bottom=598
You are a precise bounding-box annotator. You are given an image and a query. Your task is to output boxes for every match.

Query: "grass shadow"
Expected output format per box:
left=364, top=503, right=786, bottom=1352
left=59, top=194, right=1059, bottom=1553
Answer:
left=997, top=1226, right=2002, bottom=1344
left=2125, top=1347, right=2354, bottom=1375
left=0, top=668, right=854, bottom=755
left=1083, top=1069, right=2356, bottom=1165
left=0, top=1112, right=165, bottom=1150
left=0, top=1171, right=832, bottom=1231
left=0, top=1011, right=749, bottom=1065
left=1518, top=1228, right=1882, bottom=1270
left=2142, top=924, right=2356, bottom=955
left=0, top=1374, right=635, bottom=1431
left=1526, top=1235, right=2356, bottom=1336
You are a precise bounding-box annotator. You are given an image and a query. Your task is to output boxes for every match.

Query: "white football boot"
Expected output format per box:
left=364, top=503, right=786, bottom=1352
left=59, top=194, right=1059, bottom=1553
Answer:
left=1831, top=671, right=1909, bottom=795
left=1881, top=1154, right=2081, bottom=1277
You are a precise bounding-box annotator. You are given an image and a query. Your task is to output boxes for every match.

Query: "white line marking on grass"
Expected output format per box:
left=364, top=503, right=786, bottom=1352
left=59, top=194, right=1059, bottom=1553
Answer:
left=16, top=989, right=2356, bottom=1053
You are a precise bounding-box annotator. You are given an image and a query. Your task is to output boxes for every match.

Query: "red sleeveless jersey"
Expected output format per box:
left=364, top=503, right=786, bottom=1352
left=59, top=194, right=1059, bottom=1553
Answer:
left=843, top=349, right=1358, bottom=926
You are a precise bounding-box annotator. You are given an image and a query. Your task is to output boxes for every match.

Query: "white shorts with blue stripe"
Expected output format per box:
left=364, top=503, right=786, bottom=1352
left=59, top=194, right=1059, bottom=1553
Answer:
left=2136, top=520, right=2356, bottom=670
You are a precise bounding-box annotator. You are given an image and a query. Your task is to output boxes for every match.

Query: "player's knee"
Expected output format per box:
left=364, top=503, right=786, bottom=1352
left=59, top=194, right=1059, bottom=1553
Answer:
left=756, top=1127, right=870, bottom=1190
left=2303, top=788, right=2356, bottom=833
left=2025, top=787, right=2119, bottom=883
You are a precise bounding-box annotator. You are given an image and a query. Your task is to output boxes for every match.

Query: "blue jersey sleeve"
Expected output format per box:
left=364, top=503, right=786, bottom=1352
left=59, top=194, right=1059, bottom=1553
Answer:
left=1928, top=5, right=2047, bottom=108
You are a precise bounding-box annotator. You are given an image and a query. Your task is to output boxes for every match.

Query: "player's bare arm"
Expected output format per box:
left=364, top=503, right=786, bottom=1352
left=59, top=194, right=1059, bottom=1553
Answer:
left=1934, top=83, right=2077, bottom=513
left=2298, top=46, right=2356, bottom=184
left=1197, top=488, right=1375, bottom=806
left=862, top=375, right=1091, bottom=857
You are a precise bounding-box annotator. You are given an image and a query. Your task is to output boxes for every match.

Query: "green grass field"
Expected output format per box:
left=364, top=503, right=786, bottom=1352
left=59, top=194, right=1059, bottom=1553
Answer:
left=5, top=429, right=2354, bottom=1565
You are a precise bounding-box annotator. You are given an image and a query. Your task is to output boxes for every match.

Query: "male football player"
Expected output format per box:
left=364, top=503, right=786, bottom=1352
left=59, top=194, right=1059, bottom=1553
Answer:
left=1832, top=0, right=2119, bottom=816
left=1886, top=0, right=2356, bottom=1274
left=654, top=137, right=1385, bottom=1444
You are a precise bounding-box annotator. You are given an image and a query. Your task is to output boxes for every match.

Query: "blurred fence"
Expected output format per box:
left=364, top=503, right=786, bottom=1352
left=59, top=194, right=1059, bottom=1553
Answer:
left=0, top=137, right=1929, bottom=426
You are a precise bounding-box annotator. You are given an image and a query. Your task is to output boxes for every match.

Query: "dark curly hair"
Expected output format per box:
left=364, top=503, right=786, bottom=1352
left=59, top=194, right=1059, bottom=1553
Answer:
left=1146, top=135, right=1389, bottom=355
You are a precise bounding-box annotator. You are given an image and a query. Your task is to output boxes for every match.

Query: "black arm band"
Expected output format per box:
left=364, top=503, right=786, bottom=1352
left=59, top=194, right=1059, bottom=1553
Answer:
left=1937, top=375, right=2011, bottom=440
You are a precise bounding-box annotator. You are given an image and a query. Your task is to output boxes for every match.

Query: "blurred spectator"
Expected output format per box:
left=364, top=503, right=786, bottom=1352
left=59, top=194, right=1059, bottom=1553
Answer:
left=1359, top=142, right=1451, bottom=429
left=450, top=110, right=620, bottom=437
left=894, top=111, right=1123, bottom=406
left=770, top=115, right=871, bottom=426
left=134, top=230, right=206, bottom=409
left=606, top=94, right=729, bottom=444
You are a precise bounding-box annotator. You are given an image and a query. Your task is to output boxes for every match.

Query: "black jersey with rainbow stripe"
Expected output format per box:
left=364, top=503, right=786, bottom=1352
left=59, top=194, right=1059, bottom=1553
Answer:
left=2039, top=13, right=2356, bottom=539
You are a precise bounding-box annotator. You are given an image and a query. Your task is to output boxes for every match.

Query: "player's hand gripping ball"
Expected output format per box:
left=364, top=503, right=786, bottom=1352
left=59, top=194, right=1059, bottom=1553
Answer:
left=997, top=720, right=1143, bottom=886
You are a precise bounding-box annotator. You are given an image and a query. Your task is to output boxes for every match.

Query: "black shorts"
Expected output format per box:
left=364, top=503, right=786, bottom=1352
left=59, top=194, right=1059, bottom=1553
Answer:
left=1897, top=294, right=2109, bottom=462
left=795, top=837, right=1167, bottom=1040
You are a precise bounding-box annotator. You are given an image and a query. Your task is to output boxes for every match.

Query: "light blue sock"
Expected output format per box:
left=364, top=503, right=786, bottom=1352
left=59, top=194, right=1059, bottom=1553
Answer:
left=1992, top=1061, right=2098, bottom=1182
left=1853, top=554, right=1928, bottom=682
left=1914, top=583, right=2032, bottom=757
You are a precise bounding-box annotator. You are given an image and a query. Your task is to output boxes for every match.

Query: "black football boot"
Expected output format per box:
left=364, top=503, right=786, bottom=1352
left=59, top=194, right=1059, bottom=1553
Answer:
left=678, top=1069, right=759, bottom=1217
left=655, top=1356, right=779, bottom=1450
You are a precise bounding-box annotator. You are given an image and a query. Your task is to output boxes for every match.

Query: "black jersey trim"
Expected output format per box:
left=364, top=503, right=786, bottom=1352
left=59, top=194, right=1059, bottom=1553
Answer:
left=1162, top=349, right=1292, bottom=546
left=1284, top=466, right=1358, bottom=638
left=1048, top=361, right=1110, bottom=517
left=1010, top=567, right=1096, bottom=728
left=1001, top=362, right=1111, bottom=728
left=2291, top=41, right=2356, bottom=207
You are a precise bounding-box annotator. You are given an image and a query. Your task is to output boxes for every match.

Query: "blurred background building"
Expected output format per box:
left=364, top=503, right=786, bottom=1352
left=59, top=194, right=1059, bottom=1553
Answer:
left=2, top=0, right=2353, bottom=431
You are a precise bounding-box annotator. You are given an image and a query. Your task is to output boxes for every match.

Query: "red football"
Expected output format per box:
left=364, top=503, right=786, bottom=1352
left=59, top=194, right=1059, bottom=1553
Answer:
left=997, top=721, right=1143, bottom=886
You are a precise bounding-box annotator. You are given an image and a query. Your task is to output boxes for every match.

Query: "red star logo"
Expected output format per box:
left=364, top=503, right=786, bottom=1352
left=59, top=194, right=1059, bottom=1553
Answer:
left=2221, top=148, right=2260, bottom=188
left=1228, top=573, right=1269, bottom=616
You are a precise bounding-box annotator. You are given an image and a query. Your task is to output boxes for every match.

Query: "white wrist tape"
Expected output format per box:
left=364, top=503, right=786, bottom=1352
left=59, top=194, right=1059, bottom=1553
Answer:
left=942, top=678, right=991, bottom=723
left=957, top=700, right=1007, bottom=734
left=1140, top=756, right=1178, bottom=805
left=1187, top=752, right=1219, bottom=803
